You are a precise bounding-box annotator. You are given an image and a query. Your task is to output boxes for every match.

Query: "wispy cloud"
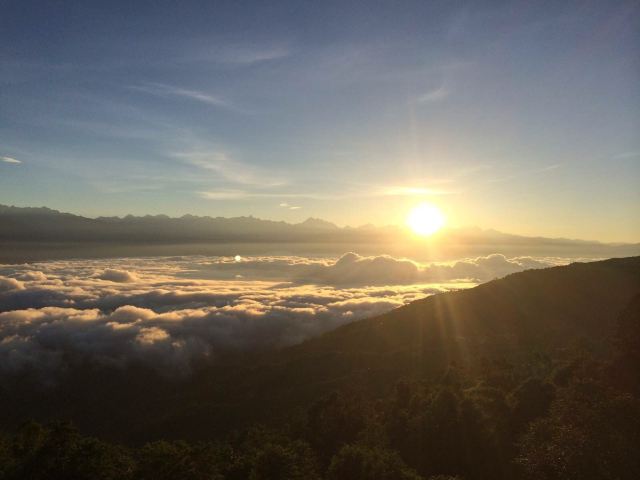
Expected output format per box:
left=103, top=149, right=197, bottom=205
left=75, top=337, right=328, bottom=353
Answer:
left=612, top=151, right=640, bottom=160
left=199, top=183, right=455, bottom=202
left=88, top=179, right=165, bottom=194
left=487, top=163, right=562, bottom=183
left=417, top=85, right=450, bottom=103
left=202, top=44, right=291, bottom=65
left=199, top=190, right=312, bottom=200
left=280, top=202, right=301, bottom=210
left=129, top=82, right=240, bottom=111
left=175, top=150, right=284, bottom=187
left=199, top=190, right=250, bottom=200
left=1, top=156, right=21, bottom=164
left=381, top=186, right=455, bottom=196
left=538, top=164, right=562, bottom=172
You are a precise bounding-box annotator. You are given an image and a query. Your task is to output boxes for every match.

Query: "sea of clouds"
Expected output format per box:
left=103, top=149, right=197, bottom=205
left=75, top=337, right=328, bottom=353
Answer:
left=0, top=252, right=575, bottom=376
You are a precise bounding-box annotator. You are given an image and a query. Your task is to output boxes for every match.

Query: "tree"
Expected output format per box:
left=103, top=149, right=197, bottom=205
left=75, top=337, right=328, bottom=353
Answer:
left=328, top=444, right=422, bottom=480
left=136, top=440, right=222, bottom=480
left=305, top=391, right=369, bottom=464
left=509, top=377, right=554, bottom=432
left=249, top=441, right=320, bottom=480
left=609, top=294, right=640, bottom=395
left=5, top=422, right=133, bottom=480
left=517, top=380, right=640, bottom=480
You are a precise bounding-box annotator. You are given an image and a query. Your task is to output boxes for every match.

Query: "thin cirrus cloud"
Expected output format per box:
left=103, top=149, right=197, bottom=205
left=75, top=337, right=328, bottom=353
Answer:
left=612, top=151, right=640, bottom=160
left=381, top=186, right=455, bottom=196
left=180, top=41, right=292, bottom=66
left=198, top=44, right=291, bottom=65
left=129, top=82, right=241, bottom=112
left=198, top=183, right=455, bottom=202
left=486, top=163, right=563, bottom=183
left=1, top=156, right=21, bottom=164
left=175, top=150, right=285, bottom=187
left=417, top=85, right=450, bottom=104
left=199, top=190, right=328, bottom=200
left=198, top=190, right=255, bottom=200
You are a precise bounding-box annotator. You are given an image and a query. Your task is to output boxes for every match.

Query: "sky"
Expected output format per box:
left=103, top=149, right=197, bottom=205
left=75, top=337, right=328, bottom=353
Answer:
left=1, top=0, right=639, bottom=242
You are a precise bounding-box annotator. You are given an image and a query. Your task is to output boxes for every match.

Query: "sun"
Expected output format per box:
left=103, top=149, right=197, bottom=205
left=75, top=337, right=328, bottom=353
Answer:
left=406, top=203, right=445, bottom=236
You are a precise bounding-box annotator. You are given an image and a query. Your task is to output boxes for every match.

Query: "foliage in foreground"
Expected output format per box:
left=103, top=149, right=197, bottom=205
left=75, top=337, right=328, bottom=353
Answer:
left=1, top=346, right=638, bottom=480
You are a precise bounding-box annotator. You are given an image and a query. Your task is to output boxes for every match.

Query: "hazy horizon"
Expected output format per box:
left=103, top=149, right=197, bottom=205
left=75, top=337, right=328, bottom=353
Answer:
left=2, top=202, right=639, bottom=246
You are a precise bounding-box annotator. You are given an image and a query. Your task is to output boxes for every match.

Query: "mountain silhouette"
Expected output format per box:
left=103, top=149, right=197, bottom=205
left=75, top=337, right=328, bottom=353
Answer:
left=1, top=204, right=638, bottom=263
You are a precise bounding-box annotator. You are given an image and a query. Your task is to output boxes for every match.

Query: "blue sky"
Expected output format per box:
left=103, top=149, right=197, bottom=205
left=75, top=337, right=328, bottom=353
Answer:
left=1, top=0, right=638, bottom=241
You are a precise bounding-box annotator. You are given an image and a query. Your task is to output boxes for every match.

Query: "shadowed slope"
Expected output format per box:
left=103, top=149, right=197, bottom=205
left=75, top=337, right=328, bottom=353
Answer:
left=137, top=257, right=640, bottom=440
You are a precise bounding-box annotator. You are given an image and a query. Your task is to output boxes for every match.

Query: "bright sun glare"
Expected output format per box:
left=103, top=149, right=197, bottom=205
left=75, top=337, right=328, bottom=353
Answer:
left=406, top=203, right=445, bottom=236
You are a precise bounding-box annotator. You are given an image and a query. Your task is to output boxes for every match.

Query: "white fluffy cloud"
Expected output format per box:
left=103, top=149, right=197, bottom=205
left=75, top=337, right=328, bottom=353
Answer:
left=97, top=268, right=139, bottom=282
left=178, top=252, right=565, bottom=286
left=0, top=253, right=573, bottom=376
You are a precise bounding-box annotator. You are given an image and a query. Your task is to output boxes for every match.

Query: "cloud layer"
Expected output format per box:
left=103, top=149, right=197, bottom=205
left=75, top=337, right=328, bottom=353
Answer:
left=0, top=253, right=571, bottom=376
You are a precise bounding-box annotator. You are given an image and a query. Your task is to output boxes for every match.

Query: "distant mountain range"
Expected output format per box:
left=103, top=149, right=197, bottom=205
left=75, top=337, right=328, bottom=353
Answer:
left=1, top=204, right=637, bottom=249
left=0, top=204, right=349, bottom=243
